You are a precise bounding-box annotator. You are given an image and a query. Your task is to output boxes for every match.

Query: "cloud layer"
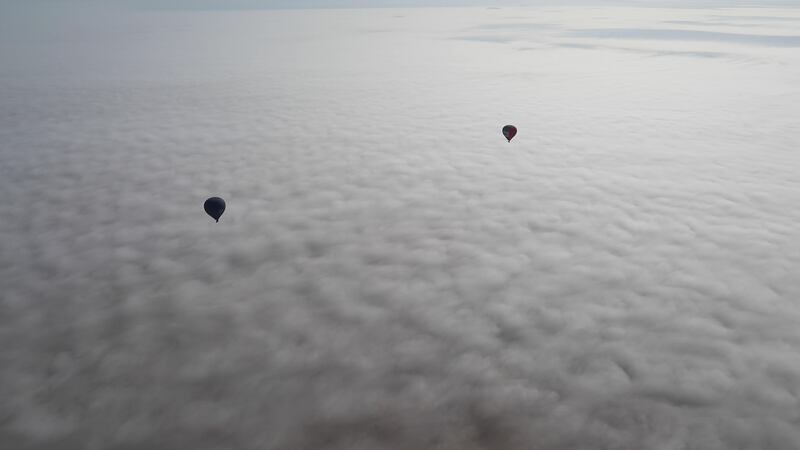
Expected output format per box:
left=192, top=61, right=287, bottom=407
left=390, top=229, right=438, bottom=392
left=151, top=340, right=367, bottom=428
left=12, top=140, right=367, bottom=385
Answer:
left=2, top=6, right=800, bottom=450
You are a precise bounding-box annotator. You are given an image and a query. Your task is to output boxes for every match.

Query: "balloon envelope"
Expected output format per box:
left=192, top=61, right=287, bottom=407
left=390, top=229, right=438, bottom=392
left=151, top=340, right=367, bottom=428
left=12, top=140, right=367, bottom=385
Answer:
left=502, top=125, right=517, bottom=142
left=204, top=197, right=226, bottom=222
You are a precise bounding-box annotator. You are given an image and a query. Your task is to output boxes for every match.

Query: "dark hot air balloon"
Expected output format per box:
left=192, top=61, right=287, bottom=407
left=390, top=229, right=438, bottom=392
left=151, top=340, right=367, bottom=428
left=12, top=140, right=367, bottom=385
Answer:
left=502, top=125, right=517, bottom=142
left=204, top=197, right=226, bottom=223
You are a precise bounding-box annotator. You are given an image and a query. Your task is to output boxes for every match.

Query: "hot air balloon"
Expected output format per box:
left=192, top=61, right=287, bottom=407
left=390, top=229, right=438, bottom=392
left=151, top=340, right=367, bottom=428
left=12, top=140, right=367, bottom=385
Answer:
left=502, top=125, right=517, bottom=142
left=204, top=197, right=226, bottom=223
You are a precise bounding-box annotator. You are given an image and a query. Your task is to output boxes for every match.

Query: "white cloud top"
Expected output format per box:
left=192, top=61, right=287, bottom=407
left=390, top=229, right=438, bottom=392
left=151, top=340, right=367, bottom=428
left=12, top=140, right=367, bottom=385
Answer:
left=2, top=5, right=800, bottom=449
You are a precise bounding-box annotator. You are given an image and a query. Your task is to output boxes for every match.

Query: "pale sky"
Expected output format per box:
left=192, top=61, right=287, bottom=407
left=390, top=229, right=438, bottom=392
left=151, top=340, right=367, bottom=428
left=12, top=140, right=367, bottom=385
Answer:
left=6, top=0, right=800, bottom=9
left=140, top=0, right=799, bottom=8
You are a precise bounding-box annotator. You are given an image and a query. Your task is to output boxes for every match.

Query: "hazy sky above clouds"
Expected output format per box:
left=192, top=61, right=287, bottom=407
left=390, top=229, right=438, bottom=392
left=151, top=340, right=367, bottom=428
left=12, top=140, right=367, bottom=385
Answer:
left=4, top=0, right=800, bottom=10
left=133, top=0, right=800, bottom=9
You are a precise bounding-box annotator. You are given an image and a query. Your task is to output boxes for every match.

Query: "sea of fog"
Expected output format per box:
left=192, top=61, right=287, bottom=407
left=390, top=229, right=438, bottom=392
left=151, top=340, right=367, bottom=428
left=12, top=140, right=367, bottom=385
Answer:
left=2, top=5, right=800, bottom=449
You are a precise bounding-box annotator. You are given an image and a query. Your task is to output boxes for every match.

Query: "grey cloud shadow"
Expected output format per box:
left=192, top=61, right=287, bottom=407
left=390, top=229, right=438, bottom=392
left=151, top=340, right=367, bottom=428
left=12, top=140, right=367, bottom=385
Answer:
left=453, top=22, right=562, bottom=44
left=710, top=15, right=800, bottom=23
left=568, top=28, right=800, bottom=47
left=452, top=35, right=517, bottom=43
left=473, top=22, right=562, bottom=31
left=552, top=42, right=731, bottom=59
left=662, top=20, right=760, bottom=28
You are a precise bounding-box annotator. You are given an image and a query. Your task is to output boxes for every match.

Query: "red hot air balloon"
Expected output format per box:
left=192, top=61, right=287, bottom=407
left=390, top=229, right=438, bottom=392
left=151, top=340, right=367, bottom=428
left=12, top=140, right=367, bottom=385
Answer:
left=502, top=125, right=517, bottom=142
